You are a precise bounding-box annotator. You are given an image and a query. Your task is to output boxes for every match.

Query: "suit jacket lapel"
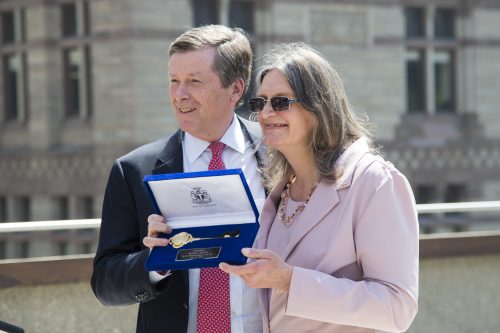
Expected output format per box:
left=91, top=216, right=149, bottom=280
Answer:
left=152, top=130, right=184, bottom=175
left=150, top=129, right=188, bottom=299
left=281, top=181, right=340, bottom=261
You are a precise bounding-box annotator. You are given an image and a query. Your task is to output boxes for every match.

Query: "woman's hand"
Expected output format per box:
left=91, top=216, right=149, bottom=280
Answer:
left=220, top=248, right=293, bottom=293
left=142, top=214, right=171, bottom=249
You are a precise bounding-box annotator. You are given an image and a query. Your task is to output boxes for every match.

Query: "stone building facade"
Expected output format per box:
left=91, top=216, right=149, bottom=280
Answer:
left=1, top=0, right=499, bottom=258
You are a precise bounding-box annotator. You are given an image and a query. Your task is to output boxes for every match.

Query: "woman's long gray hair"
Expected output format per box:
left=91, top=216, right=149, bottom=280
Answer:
left=256, top=43, right=374, bottom=190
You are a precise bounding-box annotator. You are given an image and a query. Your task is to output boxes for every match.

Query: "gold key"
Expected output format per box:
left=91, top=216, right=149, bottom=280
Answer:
left=168, top=229, right=240, bottom=248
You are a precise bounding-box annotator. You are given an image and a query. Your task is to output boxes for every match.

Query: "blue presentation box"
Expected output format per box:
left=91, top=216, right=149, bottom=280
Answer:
left=144, top=169, right=260, bottom=271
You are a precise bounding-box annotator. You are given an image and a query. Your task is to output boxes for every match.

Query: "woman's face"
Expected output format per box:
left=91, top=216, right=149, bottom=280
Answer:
left=256, top=69, right=316, bottom=152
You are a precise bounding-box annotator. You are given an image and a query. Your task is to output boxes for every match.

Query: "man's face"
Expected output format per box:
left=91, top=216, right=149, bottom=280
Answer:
left=168, top=48, right=242, bottom=142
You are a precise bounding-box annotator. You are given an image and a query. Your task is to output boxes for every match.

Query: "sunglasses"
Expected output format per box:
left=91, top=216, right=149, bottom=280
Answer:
left=248, top=96, right=301, bottom=112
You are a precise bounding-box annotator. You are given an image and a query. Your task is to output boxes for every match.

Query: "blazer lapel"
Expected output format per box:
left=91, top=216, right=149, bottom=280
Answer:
left=281, top=181, right=340, bottom=261
left=255, top=180, right=285, bottom=330
left=152, top=130, right=184, bottom=175
left=279, top=138, right=373, bottom=261
left=256, top=179, right=286, bottom=249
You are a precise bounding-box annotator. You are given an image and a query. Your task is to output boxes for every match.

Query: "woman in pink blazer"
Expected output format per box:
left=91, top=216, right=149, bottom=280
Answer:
left=221, top=43, right=419, bottom=333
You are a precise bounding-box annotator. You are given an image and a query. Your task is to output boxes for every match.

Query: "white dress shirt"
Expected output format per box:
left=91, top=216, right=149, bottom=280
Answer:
left=152, top=115, right=265, bottom=333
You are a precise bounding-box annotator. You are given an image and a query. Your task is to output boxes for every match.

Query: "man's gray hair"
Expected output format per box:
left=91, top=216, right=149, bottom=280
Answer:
left=169, top=25, right=253, bottom=105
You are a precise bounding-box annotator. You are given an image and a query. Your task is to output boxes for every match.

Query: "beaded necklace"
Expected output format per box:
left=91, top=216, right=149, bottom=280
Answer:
left=278, top=175, right=317, bottom=226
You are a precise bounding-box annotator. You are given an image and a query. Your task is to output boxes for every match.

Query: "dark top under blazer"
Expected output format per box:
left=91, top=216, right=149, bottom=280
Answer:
left=91, top=117, right=263, bottom=333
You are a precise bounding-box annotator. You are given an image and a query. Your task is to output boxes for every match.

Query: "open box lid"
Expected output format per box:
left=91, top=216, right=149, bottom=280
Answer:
left=144, top=168, right=259, bottom=228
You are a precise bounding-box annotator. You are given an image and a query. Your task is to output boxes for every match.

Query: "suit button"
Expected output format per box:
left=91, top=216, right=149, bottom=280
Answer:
left=135, top=290, right=150, bottom=302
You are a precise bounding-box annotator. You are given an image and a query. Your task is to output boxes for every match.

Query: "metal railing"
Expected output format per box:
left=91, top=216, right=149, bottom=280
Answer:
left=416, top=201, right=500, bottom=214
left=0, top=201, right=500, bottom=233
left=0, top=219, right=101, bottom=233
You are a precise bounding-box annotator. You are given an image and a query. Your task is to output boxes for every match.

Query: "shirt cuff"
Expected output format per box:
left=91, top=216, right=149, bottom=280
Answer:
left=149, top=270, right=172, bottom=284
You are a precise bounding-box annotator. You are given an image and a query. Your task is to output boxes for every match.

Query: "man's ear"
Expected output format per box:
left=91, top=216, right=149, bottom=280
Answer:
left=230, top=78, right=245, bottom=106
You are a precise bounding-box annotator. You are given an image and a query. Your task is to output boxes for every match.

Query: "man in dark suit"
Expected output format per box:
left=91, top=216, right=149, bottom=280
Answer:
left=91, top=25, right=266, bottom=333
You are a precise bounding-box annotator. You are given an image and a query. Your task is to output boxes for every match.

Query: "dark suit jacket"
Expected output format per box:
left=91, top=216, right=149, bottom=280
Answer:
left=91, top=117, right=263, bottom=333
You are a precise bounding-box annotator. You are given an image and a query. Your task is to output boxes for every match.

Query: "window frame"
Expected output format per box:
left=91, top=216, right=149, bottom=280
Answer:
left=404, top=6, right=457, bottom=115
left=60, top=1, right=92, bottom=121
left=0, top=8, right=28, bottom=125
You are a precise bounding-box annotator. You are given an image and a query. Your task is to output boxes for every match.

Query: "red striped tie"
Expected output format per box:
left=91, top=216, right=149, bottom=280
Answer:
left=197, top=141, right=231, bottom=333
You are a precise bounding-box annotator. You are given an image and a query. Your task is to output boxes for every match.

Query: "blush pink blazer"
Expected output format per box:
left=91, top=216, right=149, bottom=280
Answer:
left=255, top=138, right=419, bottom=333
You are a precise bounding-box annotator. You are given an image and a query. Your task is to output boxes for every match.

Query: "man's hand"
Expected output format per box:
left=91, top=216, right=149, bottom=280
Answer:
left=220, top=248, right=293, bottom=293
left=143, top=214, right=172, bottom=249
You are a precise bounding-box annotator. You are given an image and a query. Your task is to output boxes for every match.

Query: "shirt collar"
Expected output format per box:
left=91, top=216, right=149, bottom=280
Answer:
left=184, top=114, right=247, bottom=164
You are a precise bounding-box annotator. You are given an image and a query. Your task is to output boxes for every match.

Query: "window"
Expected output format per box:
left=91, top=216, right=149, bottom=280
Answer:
left=229, top=0, right=255, bottom=33
left=61, top=1, right=89, bottom=38
left=1, top=11, right=15, bottom=44
left=434, top=50, right=455, bottom=112
left=3, top=55, right=19, bottom=120
left=3, top=54, right=27, bottom=122
left=415, top=185, right=437, bottom=204
left=1, top=9, right=26, bottom=44
left=61, top=1, right=92, bottom=120
left=0, top=197, right=6, bottom=222
left=58, top=242, right=69, bottom=255
left=63, top=48, right=82, bottom=118
left=406, top=50, right=425, bottom=112
left=13, top=196, right=30, bottom=221
left=193, top=0, right=219, bottom=26
left=444, top=184, right=466, bottom=204
left=82, top=242, right=93, bottom=254
left=61, top=3, right=77, bottom=37
left=405, top=7, right=425, bottom=39
left=82, top=1, right=90, bottom=35
left=54, top=196, right=70, bottom=220
left=444, top=183, right=466, bottom=231
left=1, top=9, right=28, bottom=124
left=0, top=241, right=6, bottom=259
left=76, top=196, right=94, bottom=218
left=404, top=7, right=457, bottom=114
left=20, top=240, right=29, bottom=258
left=416, top=184, right=438, bottom=233
left=192, top=0, right=255, bottom=32
left=434, top=8, right=455, bottom=39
